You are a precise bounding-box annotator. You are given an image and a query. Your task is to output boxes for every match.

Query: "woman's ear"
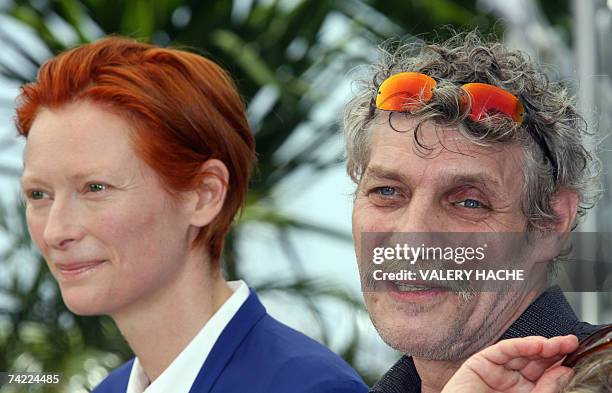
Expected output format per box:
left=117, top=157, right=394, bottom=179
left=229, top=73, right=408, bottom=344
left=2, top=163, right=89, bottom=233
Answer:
left=189, top=159, right=229, bottom=227
left=550, top=188, right=579, bottom=233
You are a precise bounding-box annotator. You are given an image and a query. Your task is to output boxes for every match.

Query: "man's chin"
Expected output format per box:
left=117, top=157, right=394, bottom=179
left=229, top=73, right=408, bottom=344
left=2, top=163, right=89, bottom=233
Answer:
left=365, top=290, right=478, bottom=359
left=374, top=321, right=478, bottom=360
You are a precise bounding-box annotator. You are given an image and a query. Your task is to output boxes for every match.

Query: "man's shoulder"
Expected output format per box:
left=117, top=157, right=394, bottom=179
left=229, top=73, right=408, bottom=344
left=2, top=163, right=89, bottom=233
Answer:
left=572, top=320, right=605, bottom=340
left=213, top=313, right=368, bottom=392
left=368, top=356, right=419, bottom=393
left=91, top=358, right=134, bottom=393
left=501, top=287, right=605, bottom=341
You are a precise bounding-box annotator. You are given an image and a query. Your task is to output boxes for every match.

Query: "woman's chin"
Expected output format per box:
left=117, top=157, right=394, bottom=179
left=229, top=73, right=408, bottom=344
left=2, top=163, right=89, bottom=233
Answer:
left=60, top=290, right=114, bottom=316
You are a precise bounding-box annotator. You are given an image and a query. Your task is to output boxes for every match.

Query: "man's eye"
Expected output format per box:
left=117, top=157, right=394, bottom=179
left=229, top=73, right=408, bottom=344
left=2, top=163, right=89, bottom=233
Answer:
left=456, top=199, right=484, bottom=209
left=87, top=183, right=107, bottom=193
left=375, top=186, right=397, bottom=196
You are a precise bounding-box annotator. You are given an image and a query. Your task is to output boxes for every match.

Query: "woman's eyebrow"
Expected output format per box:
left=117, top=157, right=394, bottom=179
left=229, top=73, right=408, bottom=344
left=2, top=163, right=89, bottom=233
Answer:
left=21, top=168, right=115, bottom=187
left=20, top=174, right=48, bottom=188
left=67, top=168, right=115, bottom=181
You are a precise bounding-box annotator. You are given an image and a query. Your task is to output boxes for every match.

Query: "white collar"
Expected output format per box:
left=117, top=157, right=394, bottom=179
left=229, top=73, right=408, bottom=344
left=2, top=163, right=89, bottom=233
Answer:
left=125, top=280, right=250, bottom=393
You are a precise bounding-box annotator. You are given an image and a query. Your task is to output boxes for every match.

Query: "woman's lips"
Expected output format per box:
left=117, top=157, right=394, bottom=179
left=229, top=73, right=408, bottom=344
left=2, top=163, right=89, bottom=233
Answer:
left=55, top=260, right=107, bottom=280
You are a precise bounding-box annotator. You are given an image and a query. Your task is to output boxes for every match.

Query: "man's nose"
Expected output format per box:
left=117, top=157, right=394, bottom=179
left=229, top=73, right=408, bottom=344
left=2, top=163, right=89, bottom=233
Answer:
left=43, top=197, right=84, bottom=249
left=395, top=194, right=439, bottom=233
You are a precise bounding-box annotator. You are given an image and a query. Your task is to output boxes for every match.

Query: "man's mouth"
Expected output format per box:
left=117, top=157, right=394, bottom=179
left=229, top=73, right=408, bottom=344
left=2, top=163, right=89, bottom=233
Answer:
left=387, top=280, right=476, bottom=303
left=383, top=280, right=446, bottom=302
left=393, top=282, right=435, bottom=291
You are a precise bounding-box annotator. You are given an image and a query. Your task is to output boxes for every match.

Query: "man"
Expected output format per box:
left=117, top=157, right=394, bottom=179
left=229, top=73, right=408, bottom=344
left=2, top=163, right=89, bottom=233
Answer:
left=342, top=31, right=606, bottom=393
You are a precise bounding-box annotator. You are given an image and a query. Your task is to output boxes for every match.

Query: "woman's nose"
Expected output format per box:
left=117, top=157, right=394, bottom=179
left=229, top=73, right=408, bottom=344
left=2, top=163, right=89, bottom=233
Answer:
left=43, top=197, right=84, bottom=249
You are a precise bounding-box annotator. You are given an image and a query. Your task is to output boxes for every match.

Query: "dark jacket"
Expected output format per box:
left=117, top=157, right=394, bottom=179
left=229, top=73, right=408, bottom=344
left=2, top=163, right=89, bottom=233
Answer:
left=369, top=287, right=603, bottom=393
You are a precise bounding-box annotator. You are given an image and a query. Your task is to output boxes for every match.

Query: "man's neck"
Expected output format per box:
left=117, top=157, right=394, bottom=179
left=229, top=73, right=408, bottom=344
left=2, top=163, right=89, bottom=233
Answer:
left=112, top=256, right=233, bottom=382
left=413, top=358, right=460, bottom=393
left=412, top=288, right=545, bottom=393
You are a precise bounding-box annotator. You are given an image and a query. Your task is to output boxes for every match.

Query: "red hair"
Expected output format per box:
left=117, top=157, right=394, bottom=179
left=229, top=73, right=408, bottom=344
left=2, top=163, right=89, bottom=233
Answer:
left=16, top=36, right=256, bottom=262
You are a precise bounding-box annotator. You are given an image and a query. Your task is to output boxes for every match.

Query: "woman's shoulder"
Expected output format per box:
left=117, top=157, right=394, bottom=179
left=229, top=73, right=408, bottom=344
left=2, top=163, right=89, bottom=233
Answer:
left=91, top=358, right=134, bottom=393
left=215, top=313, right=368, bottom=392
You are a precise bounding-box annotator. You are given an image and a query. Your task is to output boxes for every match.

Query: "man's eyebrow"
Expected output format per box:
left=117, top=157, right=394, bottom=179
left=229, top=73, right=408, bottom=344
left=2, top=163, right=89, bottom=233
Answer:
left=439, top=172, right=505, bottom=200
left=362, top=166, right=411, bottom=184
left=363, top=165, right=505, bottom=199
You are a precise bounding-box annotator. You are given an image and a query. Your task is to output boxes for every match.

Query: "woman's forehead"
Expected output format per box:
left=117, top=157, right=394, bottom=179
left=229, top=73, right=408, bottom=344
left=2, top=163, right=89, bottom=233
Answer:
left=22, top=102, right=138, bottom=178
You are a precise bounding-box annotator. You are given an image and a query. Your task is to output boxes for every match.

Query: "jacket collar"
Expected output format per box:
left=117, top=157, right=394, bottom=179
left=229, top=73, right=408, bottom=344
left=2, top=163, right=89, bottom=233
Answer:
left=188, top=288, right=266, bottom=393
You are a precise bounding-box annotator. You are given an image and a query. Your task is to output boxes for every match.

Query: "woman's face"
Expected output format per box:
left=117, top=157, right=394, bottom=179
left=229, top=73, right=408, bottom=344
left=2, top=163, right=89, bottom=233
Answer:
left=21, top=101, right=195, bottom=316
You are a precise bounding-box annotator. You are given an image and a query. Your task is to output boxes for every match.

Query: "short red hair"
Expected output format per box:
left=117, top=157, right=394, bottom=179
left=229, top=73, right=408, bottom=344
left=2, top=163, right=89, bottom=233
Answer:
left=16, top=36, right=256, bottom=262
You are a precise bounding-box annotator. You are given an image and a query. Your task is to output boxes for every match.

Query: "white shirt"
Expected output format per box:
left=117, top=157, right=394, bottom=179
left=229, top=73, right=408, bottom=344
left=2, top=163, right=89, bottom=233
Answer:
left=125, top=280, right=250, bottom=393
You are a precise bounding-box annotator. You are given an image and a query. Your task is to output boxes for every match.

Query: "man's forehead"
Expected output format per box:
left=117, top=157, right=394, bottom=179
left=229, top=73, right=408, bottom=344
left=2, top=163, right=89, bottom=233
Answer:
left=370, top=116, right=502, bottom=152
left=365, top=118, right=524, bottom=189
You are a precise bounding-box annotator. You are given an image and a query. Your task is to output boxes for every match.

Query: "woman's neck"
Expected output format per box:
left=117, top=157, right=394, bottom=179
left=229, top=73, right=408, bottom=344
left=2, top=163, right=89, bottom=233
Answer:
left=112, top=255, right=233, bottom=382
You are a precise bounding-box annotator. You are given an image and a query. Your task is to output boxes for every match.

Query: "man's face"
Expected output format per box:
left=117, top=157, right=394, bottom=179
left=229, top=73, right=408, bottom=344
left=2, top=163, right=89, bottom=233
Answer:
left=352, top=116, right=533, bottom=360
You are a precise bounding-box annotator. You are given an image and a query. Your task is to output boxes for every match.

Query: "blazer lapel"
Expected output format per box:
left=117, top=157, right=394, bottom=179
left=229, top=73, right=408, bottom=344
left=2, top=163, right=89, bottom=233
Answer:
left=92, top=359, right=134, bottom=393
left=188, top=289, right=266, bottom=393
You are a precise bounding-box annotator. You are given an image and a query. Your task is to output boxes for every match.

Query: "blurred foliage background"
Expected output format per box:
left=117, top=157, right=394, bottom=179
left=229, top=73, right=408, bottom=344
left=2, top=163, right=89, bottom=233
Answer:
left=0, top=0, right=609, bottom=392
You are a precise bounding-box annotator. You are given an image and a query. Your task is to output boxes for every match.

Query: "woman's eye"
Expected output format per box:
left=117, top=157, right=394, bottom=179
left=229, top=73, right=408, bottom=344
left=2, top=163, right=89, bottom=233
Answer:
left=456, top=199, right=484, bottom=209
left=30, top=190, right=47, bottom=200
left=87, top=183, right=107, bottom=193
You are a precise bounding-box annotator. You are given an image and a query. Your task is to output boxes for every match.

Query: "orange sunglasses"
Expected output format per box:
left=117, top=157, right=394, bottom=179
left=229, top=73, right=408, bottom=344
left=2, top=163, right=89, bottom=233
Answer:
left=562, top=324, right=612, bottom=368
left=375, top=72, right=526, bottom=122
left=373, top=72, right=558, bottom=179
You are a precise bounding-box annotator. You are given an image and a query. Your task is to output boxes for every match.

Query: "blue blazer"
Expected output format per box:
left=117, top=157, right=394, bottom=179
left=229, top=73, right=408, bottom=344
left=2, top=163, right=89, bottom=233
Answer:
left=93, top=289, right=368, bottom=393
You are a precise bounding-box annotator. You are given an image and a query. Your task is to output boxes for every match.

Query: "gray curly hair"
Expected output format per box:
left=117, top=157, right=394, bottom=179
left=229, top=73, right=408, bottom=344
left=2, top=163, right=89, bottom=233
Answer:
left=561, top=348, right=612, bottom=393
left=342, top=31, right=601, bottom=230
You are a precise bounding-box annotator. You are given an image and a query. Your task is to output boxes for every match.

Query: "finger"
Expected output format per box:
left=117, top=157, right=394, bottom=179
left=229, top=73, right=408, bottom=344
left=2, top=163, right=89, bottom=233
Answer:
left=519, top=355, right=565, bottom=381
left=503, top=336, right=576, bottom=381
left=506, top=357, right=530, bottom=370
left=482, top=335, right=578, bottom=366
left=463, top=354, right=522, bottom=390
left=532, top=367, right=573, bottom=393
left=558, top=335, right=579, bottom=357
left=479, top=336, right=547, bottom=365
left=540, top=335, right=579, bottom=358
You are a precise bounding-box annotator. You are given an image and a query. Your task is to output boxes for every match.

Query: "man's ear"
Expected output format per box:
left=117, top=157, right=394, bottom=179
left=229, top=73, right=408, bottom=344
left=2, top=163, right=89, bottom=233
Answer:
left=530, top=189, right=579, bottom=264
left=550, top=188, right=579, bottom=233
left=189, top=159, right=229, bottom=228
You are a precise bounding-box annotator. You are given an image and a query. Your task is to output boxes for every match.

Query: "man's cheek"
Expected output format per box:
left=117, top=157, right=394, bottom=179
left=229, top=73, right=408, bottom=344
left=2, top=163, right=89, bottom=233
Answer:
left=354, top=211, right=388, bottom=232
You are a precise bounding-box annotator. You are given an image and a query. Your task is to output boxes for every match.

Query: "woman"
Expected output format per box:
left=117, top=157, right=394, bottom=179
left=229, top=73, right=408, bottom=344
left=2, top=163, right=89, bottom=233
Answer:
left=16, top=36, right=367, bottom=393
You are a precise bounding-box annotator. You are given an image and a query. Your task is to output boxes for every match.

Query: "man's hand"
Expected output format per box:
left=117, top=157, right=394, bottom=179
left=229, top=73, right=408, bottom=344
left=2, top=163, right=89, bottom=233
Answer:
left=441, top=335, right=579, bottom=393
